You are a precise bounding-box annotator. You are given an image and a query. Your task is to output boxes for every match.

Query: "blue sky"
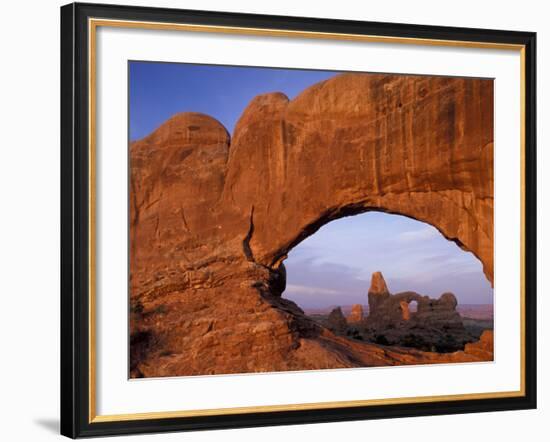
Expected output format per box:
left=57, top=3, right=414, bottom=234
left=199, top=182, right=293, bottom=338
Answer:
left=129, top=61, right=493, bottom=308
left=129, top=62, right=336, bottom=140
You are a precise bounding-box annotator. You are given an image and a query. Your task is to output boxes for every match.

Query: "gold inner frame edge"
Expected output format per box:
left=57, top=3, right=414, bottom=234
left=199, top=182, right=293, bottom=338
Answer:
left=87, top=17, right=527, bottom=423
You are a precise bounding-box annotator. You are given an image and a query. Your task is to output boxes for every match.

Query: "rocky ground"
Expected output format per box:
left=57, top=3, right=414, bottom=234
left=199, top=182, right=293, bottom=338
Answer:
left=309, top=310, right=493, bottom=348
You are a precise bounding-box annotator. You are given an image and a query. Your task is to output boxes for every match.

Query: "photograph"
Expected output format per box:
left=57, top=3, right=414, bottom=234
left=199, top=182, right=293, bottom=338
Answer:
left=56, top=2, right=538, bottom=437
left=128, top=62, right=495, bottom=378
left=0, top=0, right=543, bottom=440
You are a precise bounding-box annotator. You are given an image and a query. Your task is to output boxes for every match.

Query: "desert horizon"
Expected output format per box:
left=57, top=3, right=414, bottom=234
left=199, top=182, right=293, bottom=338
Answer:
left=303, top=303, right=493, bottom=317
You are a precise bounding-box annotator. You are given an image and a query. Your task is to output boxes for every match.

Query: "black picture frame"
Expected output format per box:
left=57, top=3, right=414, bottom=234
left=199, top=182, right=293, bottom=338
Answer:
left=61, top=2, right=537, bottom=438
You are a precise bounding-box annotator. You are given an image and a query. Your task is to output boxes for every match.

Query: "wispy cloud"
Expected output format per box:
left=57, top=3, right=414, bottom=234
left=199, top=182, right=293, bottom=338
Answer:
left=285, top=284, right=340, bottom=296
left=397, top=227, right=439, bottom=243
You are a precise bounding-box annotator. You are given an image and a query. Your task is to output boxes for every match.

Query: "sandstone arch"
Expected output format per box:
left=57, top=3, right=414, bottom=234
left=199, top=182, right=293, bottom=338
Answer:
left=130, top=73, right=493, bottom=377
left=224, top=73, right=493, bottom=282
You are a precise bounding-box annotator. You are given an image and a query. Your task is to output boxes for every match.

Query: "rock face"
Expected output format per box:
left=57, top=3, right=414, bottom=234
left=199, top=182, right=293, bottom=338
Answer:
left=364, top=272, right=473, bottom=352
left=463, top=330, right=494, bottom=359
left=348, top=304, right=364, bottom=323
left=130, top=73, right=494, bottom=377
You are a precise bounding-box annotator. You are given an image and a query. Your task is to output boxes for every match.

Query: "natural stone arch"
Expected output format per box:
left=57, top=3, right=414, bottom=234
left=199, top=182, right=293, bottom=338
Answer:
left=129, top=72, right=494, bottom=377
left=223, top=73, right=493, bottom=283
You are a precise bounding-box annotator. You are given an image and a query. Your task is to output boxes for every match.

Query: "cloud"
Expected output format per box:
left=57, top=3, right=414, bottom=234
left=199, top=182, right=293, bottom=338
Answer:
left=285, top=284, right=340, bottom=296
left=397, top=227, right=439, bottom=243
left=282, top=258, right=371, bottom=308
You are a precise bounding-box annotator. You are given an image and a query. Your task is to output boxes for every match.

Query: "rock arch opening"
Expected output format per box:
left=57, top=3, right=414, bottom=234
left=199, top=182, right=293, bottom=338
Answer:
left=281, top=211, right=493, bottom=352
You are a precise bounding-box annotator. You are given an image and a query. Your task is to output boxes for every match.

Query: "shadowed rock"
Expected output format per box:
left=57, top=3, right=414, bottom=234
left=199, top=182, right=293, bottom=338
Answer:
left=327, top=307, right=348, bottom=334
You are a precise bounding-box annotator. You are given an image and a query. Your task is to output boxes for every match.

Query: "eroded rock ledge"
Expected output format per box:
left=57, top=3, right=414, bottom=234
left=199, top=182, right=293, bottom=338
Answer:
left=130, top=73, right=494, bottom=377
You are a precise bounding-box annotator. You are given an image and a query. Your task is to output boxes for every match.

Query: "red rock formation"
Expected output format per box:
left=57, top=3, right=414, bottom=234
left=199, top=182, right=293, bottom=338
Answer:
left=130, top=73, right=494, bottom=377
left=348, top=304, right=364, bottom=323
left=224, top=74, right=494, bottom=282
left=368, top=271, right=391, bottom=314
left=463, top=330, right=494, bottom=359
left=364, top=272, right=473, bottom=352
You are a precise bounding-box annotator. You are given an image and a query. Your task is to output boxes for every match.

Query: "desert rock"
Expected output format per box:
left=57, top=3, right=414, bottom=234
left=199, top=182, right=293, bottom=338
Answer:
left=130, top=73, right=494, bottom=377
left=364, top=272, right=473, bottom=352
left=348, top=304, right=364, bottom=323
left=464, top=330, right=494, bottom=359
left=327, top=307, right=348, bottom=334
left=368, top=271, right=391, bottom=314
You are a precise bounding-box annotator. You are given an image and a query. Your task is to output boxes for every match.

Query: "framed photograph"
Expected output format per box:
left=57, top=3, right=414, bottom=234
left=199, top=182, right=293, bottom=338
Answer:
left=60, top=2, right=536, bottom=438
